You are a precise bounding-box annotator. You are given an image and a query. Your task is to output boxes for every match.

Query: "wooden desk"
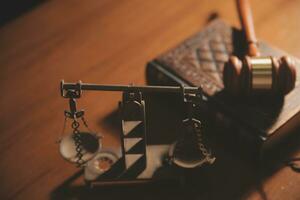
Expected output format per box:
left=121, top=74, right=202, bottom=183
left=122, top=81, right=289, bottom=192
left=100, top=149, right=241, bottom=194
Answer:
left=1, top=0, right=300, bottom=199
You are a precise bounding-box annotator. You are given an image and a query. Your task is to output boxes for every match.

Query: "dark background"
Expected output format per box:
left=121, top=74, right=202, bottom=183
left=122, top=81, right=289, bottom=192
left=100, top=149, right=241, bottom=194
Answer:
left=0, top=0, right=45, bottom=26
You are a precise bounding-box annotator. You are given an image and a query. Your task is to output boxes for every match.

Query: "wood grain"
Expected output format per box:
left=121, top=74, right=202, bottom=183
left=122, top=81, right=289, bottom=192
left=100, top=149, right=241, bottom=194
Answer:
left=0, top=0, right=300, bottom=199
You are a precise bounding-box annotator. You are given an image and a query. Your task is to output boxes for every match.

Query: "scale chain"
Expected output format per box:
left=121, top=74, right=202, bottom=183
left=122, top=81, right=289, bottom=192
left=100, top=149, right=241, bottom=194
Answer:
left=71, top=119, right=85, bottom=167
left=81, top=116, right=93, bottom=133
left=194, top=121, right=211, bottom=158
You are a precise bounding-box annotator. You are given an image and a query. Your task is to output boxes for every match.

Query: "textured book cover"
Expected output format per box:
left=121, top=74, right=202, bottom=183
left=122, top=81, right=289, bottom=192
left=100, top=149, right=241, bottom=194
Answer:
left=146, top=19, right=300, bottom=157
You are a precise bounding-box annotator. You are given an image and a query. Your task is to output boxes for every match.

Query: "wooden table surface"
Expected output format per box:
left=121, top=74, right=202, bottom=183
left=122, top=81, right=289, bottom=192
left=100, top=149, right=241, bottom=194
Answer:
left=1, top=0, right=300, bottom=199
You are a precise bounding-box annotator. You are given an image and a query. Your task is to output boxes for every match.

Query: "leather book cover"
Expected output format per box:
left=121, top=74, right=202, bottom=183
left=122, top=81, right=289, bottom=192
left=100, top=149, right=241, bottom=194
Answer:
left=146, top=19, right=300, bottom=157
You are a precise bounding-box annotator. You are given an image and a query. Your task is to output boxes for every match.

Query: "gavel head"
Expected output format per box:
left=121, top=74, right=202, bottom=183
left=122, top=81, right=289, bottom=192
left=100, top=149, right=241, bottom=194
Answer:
left=223, top=55, right=296, bottom=95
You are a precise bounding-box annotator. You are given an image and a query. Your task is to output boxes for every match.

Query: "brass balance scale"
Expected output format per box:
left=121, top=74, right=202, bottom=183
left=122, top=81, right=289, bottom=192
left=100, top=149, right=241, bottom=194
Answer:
left=58, top=80, right=215, bottom=186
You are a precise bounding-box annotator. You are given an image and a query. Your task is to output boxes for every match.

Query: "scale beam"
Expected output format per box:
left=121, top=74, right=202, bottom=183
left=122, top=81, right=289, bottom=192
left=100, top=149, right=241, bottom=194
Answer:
left=61, top=80, right=201, bottom=97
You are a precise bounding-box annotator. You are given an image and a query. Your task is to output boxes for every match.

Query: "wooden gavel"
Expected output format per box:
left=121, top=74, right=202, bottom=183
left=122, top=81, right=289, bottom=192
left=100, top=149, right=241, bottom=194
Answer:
left=223, top=0, right=296, bottom=95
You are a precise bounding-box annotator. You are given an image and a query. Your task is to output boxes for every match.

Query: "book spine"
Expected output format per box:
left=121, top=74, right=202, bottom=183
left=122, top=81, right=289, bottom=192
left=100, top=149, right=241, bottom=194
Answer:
left=146, top=61, right=190, bottom=87
left=146, top=61, right=263, bottom=160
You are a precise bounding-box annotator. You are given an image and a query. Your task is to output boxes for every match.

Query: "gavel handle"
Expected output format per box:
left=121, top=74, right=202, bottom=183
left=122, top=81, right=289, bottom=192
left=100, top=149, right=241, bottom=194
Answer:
left=237, top=0, right=260, bottom=56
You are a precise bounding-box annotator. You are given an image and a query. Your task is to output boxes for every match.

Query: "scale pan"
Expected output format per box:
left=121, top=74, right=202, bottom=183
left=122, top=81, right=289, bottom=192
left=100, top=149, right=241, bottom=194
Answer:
left=59, top=132, right=101, bottom=164
left=169, top=142, right=208, bottom=169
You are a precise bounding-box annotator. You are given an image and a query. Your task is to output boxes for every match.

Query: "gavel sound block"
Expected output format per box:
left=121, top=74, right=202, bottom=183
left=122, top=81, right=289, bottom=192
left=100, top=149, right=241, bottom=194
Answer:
left=223, top=0, right=296, bottom=95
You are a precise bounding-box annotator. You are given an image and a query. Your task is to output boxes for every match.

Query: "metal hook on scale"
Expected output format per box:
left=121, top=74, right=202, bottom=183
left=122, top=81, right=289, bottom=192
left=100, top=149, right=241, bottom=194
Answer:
left=168, top=85, right=216, bottom=168
left=59, top=80, right=102, bottom=167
